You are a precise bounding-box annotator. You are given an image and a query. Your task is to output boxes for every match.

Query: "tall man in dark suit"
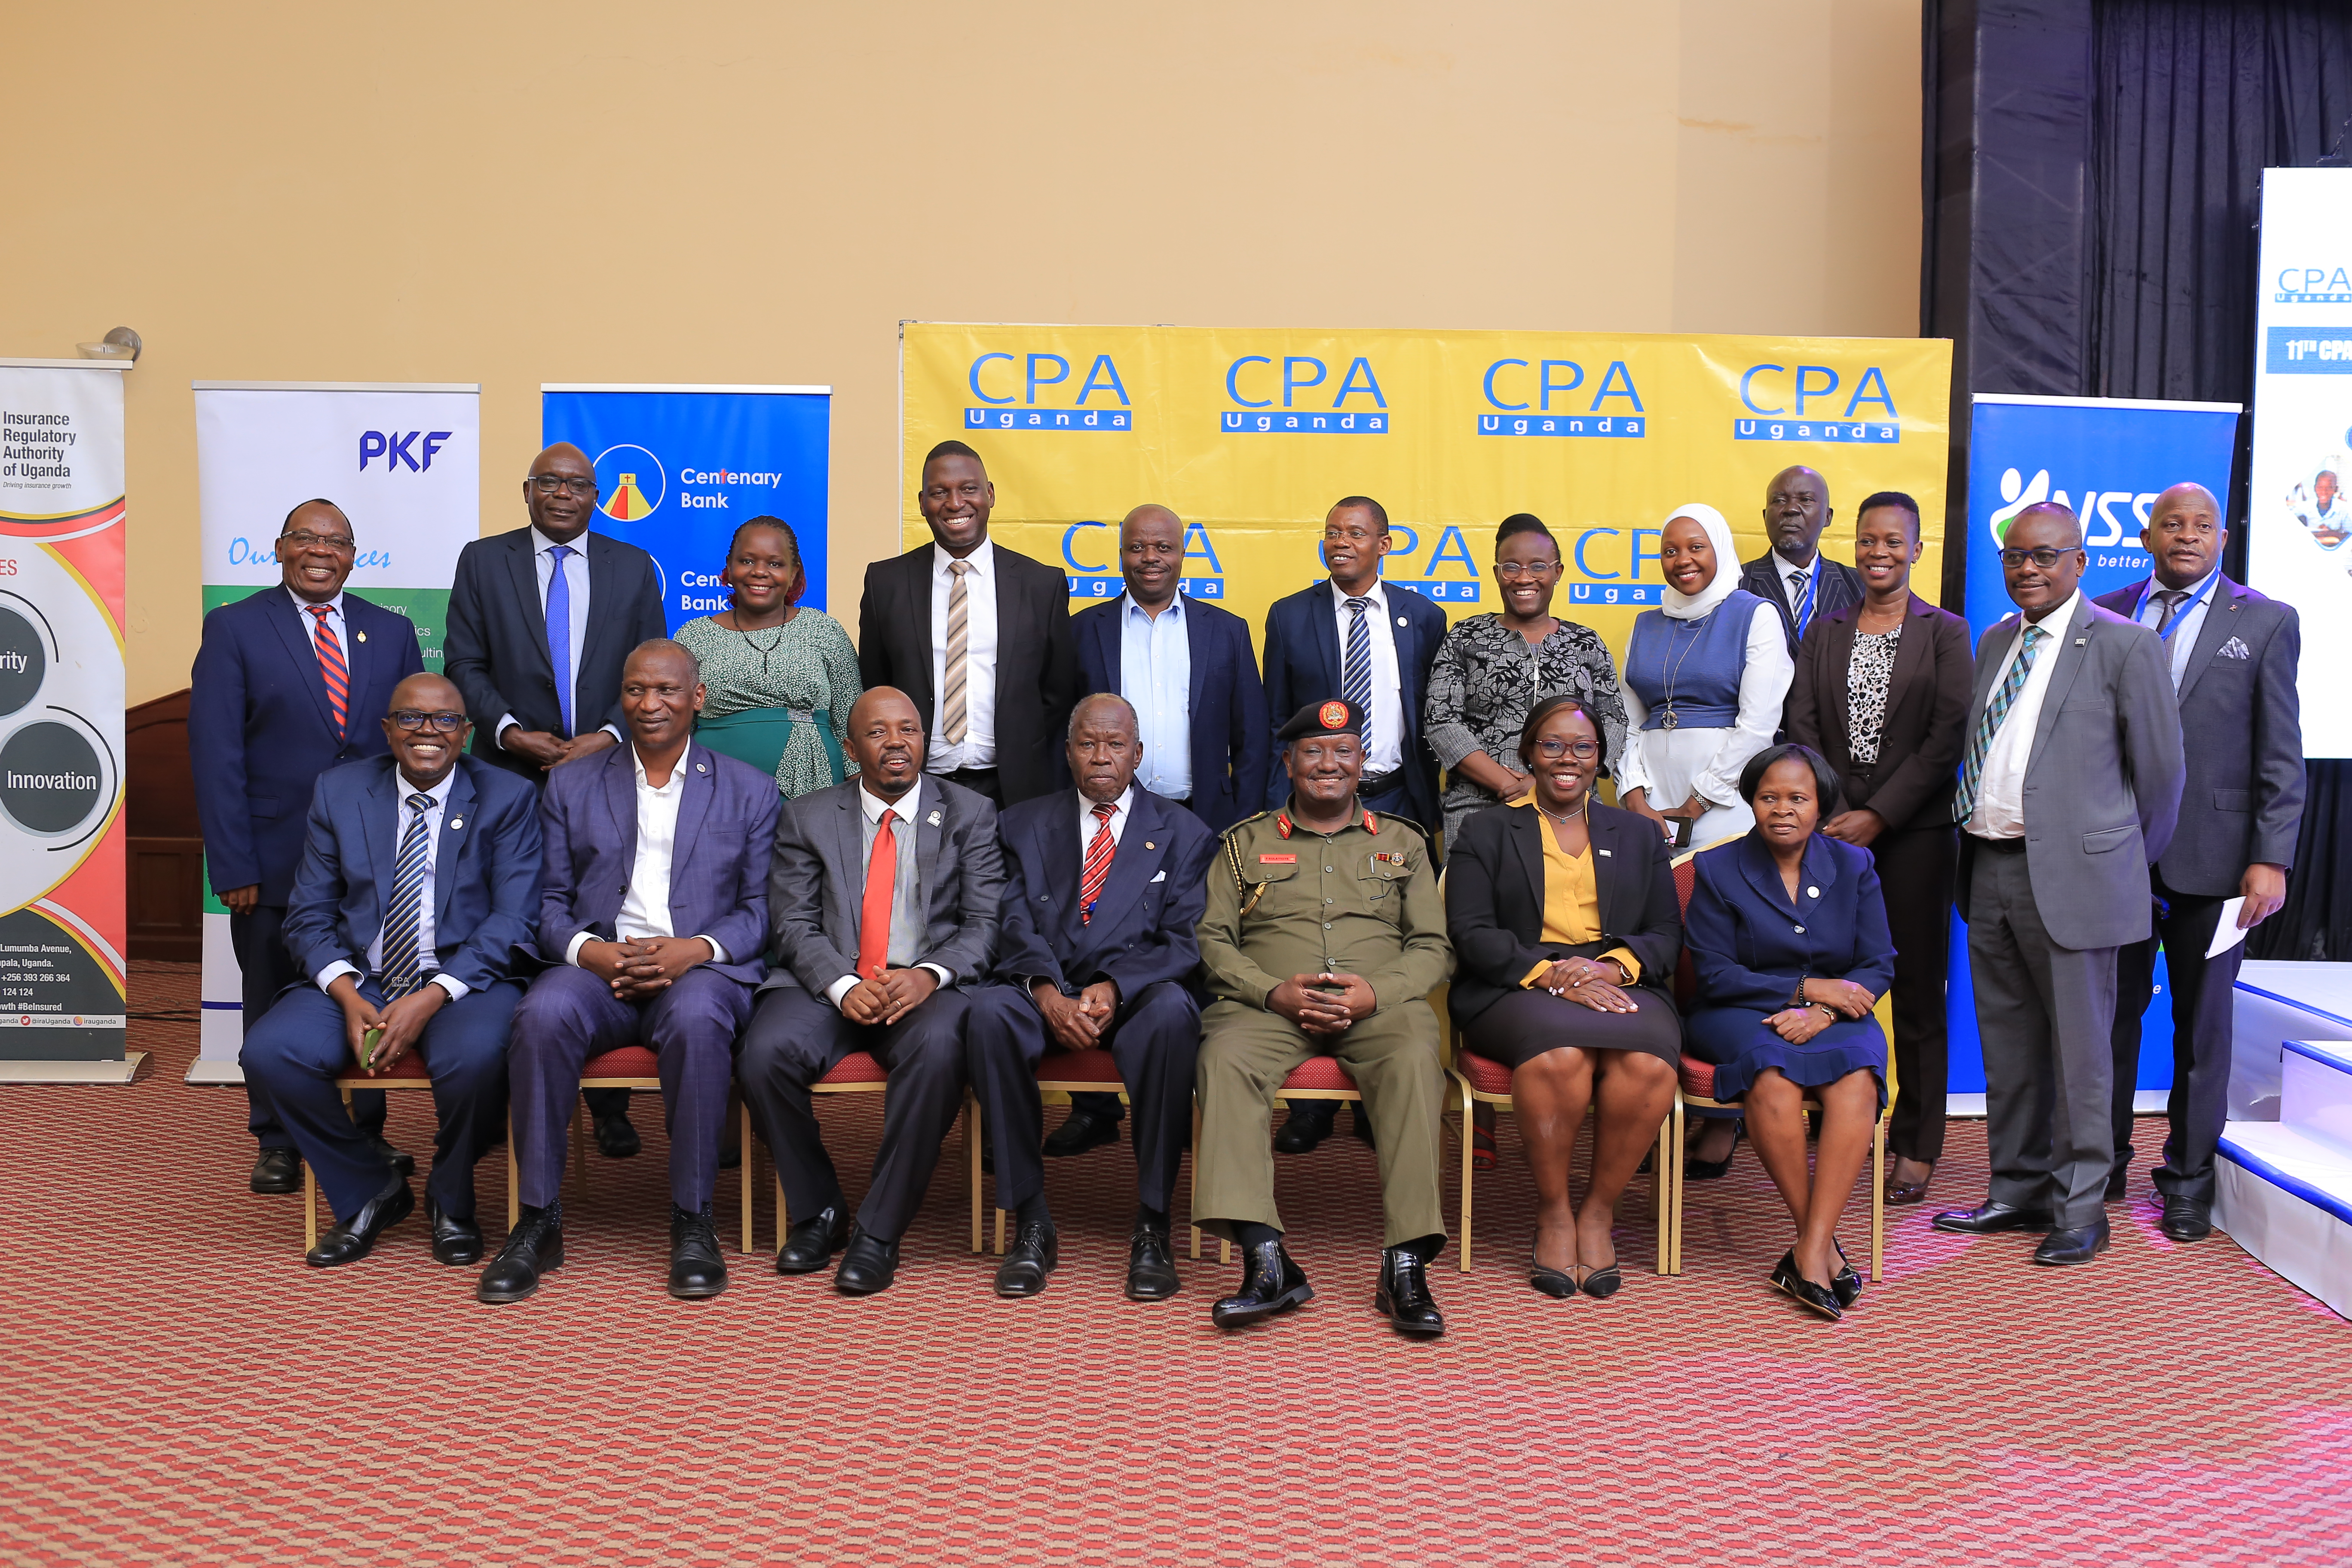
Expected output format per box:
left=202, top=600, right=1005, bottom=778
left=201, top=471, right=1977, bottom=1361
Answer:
left=1738, top=465, right=1863, bottom=653
left=1934, top=502, right=2185, bottom=1266
left=739, top=687, right=1007, bottom=1297
left=2097, top=482, right=2303, bottom=1241
left=240, top=673, right=541, bottom=1268
left=1258, top=495, right=1446, bottom=1152
left=445, top=441, right=670, bottom=1158
left=963, top=693, right=1219, bottom=1300
left=476, top=641, right=780, bottom=1305
left=1057, top=505, right=1267, bottom=1155
left=190, top=499, right=424, bottom=1195
left=856, top=439, right=1080, bottom=807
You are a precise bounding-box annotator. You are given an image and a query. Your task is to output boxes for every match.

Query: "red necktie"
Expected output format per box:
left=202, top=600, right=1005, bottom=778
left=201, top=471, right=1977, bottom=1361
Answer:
left=1078, top=802, right=1116, bottom=924
left=307, top=604, right=349, bottom=739
left=856, top=809, right=897, bottom=978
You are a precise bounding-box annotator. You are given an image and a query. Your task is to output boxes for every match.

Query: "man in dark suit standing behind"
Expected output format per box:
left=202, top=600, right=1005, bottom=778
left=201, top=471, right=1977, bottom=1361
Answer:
left=444, top=441, right=669, bottom=1158
left=190, top=498, right=423, bottom=1196
left=856, top=439, right=1080, bottom=807
left=1738, top=465, right=1862, bottom=654
left=2097, top=482, right=2303, bottom=1241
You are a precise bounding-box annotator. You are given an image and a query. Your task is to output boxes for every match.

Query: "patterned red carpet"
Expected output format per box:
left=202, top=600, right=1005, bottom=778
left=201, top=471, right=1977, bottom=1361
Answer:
left=3, top=963, right=2348, bottom=1565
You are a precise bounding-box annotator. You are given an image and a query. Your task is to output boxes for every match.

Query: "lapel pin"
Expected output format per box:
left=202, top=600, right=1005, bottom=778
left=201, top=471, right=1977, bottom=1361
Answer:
left=450, top=818, right=463, bottom=830
left=695, top=762, right=707, bottom=773
left=927, top=809, right=942, bottom=827
left=1597, top=848, right=1612, bottom=857
left=1806, top=885, right=1819, bottom=898
left=1395, top=615, right=1408, bottom=628
left=2074, top=637, right=2088, bottom=646
left=1145, top=841, right=1155, bottom=850
left=355, top=630, right=367, bottom=643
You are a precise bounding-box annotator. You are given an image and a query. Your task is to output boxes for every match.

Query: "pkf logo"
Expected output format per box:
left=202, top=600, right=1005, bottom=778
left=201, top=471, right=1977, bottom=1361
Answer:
left=593, top=444, right=665, bottom=522
left=358, top=431, right=454, bottom=472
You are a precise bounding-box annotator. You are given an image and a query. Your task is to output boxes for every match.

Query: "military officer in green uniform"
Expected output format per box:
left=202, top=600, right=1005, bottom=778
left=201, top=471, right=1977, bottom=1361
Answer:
left=1194, top=698, right=1455, bottom=1338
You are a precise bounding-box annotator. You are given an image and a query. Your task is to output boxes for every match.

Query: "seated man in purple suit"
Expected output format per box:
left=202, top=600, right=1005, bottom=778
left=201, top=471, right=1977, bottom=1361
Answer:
left=477, top=641, right=780, bottom=1306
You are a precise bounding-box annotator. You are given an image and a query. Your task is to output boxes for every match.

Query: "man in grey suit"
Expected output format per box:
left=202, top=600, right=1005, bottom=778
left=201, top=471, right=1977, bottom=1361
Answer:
left=738, top=686, right=1008, bottom=1297
left=2096, top=482, right=2303, bottom=1241
left=1933, top=502, right=2185, bottom=1265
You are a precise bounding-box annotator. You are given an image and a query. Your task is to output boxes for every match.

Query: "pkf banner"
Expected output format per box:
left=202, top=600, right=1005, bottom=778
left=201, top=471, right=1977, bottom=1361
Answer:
left=899, top=325, right=1952, bottom=656
left=0, top=360, right=129, bottom=1062
left=1951, top=393, right=2243, bottom=1100
left=190, top=382, right=480, bottom=1078
left=540, top=385, right=833, bottom=626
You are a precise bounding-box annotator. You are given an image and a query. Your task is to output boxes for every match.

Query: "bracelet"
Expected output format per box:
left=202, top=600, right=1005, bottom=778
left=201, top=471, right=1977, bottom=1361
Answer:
left=1811, top=1002, right=1838, bottom=1021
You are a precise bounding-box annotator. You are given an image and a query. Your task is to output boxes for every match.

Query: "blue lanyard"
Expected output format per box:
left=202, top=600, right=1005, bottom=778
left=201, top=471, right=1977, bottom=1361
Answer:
left=2132, top=572, right=2218, bottom=644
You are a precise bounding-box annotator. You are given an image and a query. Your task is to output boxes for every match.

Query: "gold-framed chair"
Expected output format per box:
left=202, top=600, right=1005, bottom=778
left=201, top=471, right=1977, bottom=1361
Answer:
left=301, top=1054, right=435, bottom=1253
left=1194, top=1054, right=1367, bottom=1266
left=761, top=1050, right=986, bottom=1256
left=986, top=1049, right=1208, bottom=1259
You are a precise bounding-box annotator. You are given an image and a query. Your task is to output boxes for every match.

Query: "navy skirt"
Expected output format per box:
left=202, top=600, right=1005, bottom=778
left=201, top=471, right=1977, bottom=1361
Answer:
left=1685, top=1008, right=1886, bottom=1109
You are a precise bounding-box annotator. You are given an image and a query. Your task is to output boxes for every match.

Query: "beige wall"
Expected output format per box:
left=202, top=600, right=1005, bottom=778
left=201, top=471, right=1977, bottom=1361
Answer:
left=0, top=0, right=1921, bottom=704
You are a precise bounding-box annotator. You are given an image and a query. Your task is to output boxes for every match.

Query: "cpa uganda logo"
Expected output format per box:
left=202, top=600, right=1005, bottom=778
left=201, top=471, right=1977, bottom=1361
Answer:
left=593, top=444, right=665, bottom=522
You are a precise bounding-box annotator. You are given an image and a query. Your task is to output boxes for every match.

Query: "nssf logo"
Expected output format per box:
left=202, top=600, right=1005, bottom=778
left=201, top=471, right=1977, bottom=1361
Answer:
left=965, top=352, right=1133, bottom=432
left=359, top=431, right=455, bottom=472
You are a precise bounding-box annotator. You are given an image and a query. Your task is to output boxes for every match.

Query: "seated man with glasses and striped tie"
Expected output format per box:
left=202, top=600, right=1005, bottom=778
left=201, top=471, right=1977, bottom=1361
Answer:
left=240, top=673, right=543, bottom=1269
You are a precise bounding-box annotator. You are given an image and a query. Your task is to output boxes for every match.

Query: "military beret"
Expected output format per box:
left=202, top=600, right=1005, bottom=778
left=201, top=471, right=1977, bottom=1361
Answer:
left=1277, top=698, right=1368, bottom=742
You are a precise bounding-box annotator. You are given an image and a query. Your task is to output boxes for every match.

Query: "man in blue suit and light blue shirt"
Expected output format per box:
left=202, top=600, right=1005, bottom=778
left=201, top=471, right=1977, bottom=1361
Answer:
left=189, top=498, right=425, bottom=1197
left=240, top=672, right=541, bottom=1269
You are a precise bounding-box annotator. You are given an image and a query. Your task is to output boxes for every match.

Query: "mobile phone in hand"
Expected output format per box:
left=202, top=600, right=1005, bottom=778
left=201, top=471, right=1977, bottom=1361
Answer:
left=361, top=1025, right=384, bottom=1069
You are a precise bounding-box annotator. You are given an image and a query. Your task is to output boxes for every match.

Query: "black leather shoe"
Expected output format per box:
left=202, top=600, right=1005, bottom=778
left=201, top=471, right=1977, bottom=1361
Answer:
left=593, top=1111, right=641, bottom=1160
left=1125, top=1224, right=1180, bottom=1301
left=1771, top=1250, right=1844, bottom=1320
left=426, top=1199, right=483, bottom=1265
left=668, top=1205, right=727, bottom=1299
left=305, top=1177, right=414, bottom=1267
left=1931, top=1199, right=2056, bottom=1235
left=1375, top=1247, right=1446, bottom=1339
left=2032, top=1218, right=2112, bottom=1265
left=718, top=1139, right=741, bottom=1171
left=2105, top=1165, right=2129, bottom=1202
left=1043, top=1108, right=1123, bottom=1158
left=2160, top=1197, right=2213, bottom=1243
left=249, top=1147, right=301, bottom=1195
left=835, top=1226, right=900, bottom=1295
left=1684, top=1121, right=1743, bottom=1181
left=1829, top=1238, right=1862, bottom=1309
left=1210, top=1239, right=1314, bottom=1329
left=476, top=1206, right=563, bottom=1304
left=775, top=1203, right=849, bottom=1274
left=1273, top=1102, right=1335, bottom=1154
left=361, top=1135, right=416, bottom=1178
left=993, top=1220, right=1059, bottom=1298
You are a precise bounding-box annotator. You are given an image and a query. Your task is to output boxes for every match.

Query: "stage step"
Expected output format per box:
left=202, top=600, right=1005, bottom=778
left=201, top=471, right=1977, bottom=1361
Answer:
left=2282, top=1039, right=2352, bottom=1155
left=2213, top=1120, right=2352, bottom=1320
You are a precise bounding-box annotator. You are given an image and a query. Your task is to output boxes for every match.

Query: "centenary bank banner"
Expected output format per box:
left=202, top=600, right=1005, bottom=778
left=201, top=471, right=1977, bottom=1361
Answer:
left=0, top=361, right=129, bottom=1061
left=190, top=382, right=481, bottom=1077
left=541, top=385, right=834, bottom=624
left=899, top=324, right=1953, bottom=655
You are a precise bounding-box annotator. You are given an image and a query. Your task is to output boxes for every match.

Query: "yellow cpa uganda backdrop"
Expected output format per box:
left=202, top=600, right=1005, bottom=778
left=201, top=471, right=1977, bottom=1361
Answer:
left=899, top=324, right=1951, bottom=664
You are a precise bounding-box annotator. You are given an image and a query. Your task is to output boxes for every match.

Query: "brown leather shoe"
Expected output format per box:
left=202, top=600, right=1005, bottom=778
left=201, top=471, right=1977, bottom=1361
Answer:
left=1884, top=1160, right=1935, bottom=1206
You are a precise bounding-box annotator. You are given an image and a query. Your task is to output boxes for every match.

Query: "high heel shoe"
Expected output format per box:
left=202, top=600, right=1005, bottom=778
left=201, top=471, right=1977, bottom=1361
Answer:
left=1828, top=1238, right=1862, bottom=1309
left=1684, top=1121, right=1743, bottom=1182
left=1770, top=1250, right=1844, bottom=1320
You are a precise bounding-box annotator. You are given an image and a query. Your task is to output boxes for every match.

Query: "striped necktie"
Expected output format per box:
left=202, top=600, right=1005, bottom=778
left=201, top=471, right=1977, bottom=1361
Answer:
left=306, top=605, right=348, bottom=740
left=378, top=792, right=436, bottom=998
left=1790, top=566, right=1818, bottom=640
left=1078, top=802, right=1116, bottom=924
left=942, top=560, right=974, bottom=744
left=1342, top=596, right=1374, bottom=716
left=1952, top=624, right=2048, bottom=824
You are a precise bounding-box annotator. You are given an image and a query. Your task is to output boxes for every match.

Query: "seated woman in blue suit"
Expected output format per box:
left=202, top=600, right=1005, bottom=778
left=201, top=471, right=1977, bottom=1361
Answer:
left=1684, top=743, right=1894, bottom=1321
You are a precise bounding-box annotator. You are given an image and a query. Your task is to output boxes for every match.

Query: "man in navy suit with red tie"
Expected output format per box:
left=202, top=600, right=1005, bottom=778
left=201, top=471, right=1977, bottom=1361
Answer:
left=190, top=499, right=425, bottom=1197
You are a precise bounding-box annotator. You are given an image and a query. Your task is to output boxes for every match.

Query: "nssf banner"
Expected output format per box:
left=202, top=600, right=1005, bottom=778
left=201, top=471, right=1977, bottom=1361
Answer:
left=898, top=324, right=1952, bottom=655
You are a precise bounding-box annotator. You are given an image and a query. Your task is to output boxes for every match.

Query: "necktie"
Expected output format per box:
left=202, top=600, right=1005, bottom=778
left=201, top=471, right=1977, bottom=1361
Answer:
left=856, top=808, right=898, bottom=980
left=1078, top=802, right=1117, bottom=924
left=1791, top=567, right=1818, bottom=640
left=2152, top=587, right=2189, bottom=634
left=1342, top=596, right=1374, bottom=718
left=545, top=544, right=575, bottom=735
left=1953, top=623, right=2048, bottom=824
left=378, top=792, right=435, bottom=998
left=307, top=605, right=349, bottom=740
left=942, top=560, right=974, bottom=744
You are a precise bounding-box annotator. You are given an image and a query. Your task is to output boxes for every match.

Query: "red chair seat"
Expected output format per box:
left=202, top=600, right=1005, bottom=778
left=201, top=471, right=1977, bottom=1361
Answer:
left=1678, top=1052, right=1719, bottom=1099
left=582, top=1046, right=660, bottom=1079
left=1455, top=1049, right=1513, bottom=1096
left=816, top=1050, right=888, bottom=1086
left=1036, top=1050, right=1125, bottom=1086
left=334, top=1053, right=429, bottom=1086
left=1279, top=1055, right=1360, bottom=1093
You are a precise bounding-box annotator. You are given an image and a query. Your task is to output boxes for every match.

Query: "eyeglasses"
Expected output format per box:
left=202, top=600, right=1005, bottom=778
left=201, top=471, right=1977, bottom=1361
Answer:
left=1997, top=546, right=2076, bottom=569
left=530, top=475, right=599, bottom=498
left=388, top=710, right=468, bottom=732
left=1495, top=560, right=1561, bottom=580
left=1531, top=739, right=1600, bottom=761
left=280, top=530, right=355, bottom=552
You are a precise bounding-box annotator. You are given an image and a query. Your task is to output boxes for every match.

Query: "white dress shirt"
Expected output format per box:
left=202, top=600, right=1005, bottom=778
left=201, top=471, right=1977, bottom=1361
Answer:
left=1077, top=785, right=1134, bottom=855
left=824, top=780, right=954, bottom=1008
left=1775, top=553, right=1821, bottom=617
left=1119, top=595, right=1192, bottom=800
left=315, top=767, right=466, bottom=1001
left=927, top=538, right=1000, bottom=772
left=1330, top=581, right=1404, bottom=775
left=564, top=747, right=727, bottom=966
left=2131, top=566, right=2219, bottom=690
left=498, top=528, right=622, bottom=747
left=288, top=587, right=349, bottom=658
left=1966, top=588, right=2081, bottom=840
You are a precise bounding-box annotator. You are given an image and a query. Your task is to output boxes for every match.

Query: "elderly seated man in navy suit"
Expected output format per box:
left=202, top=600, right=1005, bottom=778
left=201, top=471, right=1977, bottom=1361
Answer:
left=239, top=672, right=542, bottom=1269
left=478, top=640, right=781, bottom=1306
left=963, top=693, right=1219, bottom=1302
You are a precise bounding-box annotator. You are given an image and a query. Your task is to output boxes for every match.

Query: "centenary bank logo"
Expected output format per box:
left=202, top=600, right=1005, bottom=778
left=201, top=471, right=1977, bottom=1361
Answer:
left=1476, top=357, right=1646, bottom=438
left=593, top=445, right=666, bottom=522
left=1732, top=362, right=1901, bottom=444
left=1221, top=355, right=1390, bottom=435
left=1985, top=467, right=2165, bottom=549
left=2275, top=264, right=2352, bottom=303
left=965, top=351, right=1134, bottom=432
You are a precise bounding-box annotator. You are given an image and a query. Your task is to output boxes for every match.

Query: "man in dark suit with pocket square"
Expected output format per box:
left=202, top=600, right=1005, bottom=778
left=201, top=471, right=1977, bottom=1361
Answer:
left=2095, top=482, right=2303, bottom=1241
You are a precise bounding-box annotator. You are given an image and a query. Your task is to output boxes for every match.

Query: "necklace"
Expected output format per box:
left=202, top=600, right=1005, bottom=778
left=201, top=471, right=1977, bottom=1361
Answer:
left=1534, top=791, right=1591, bottom=827
left=1656, top=609, right=1712, bottom=731
left=732, top=618, right=786, bottom=675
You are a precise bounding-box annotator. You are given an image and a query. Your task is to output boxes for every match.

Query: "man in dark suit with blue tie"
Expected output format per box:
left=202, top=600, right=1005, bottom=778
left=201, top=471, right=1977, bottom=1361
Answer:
left=2096, top=482, right=2303, bottom=1241
left=1056, top=505, right=1267, bottom=1157
left=1258, top=495, right=1446, bottom=1151
left=963, top=693, right=1219, bottom=1300
left=240, top=673, right=542, bottom=1267
left=190, top=499, right=425, bottom=1197
left=1737, top=466, right=1864, bottom=655
left=476, top=641, right=780, bottom=1305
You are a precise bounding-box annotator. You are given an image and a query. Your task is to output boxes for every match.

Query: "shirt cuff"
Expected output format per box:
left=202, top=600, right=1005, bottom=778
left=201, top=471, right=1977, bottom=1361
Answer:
left=429, top=973, right=469, bottom=1002
left=315, top=960, right=361, bottom=993
left=565, top=931, right=593, bottom=966
left=601, top=723, right=625, bottom=744
left=825, top=974, right=860, bottom=1009
left=496, top=714, right=520, bottom=744
left=1519, top=959, right=1552, bottom=989
left=1601, top=946, right=1642, bottom=984
left=696, top=936, right=727, bottom=966
left=919, top=962, right=952, bottom=988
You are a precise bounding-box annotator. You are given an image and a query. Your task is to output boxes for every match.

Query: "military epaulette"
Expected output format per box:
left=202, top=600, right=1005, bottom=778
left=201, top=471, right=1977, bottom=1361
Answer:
left=1218, top=812, right=1274, bottom=843
left=1369, top=810, right=1431, bottom=844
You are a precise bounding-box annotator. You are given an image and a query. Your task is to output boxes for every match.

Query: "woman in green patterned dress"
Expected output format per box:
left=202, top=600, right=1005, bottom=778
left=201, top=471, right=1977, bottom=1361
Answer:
left=674, top=516, right=862, bottom=796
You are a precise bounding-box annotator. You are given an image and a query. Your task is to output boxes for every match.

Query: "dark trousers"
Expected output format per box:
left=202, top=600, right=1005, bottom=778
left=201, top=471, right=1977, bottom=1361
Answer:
left=737, top=984, right=974, bottom=1242
left=233, top=904, right=383, bottom=1145
left=2109, top=873, right=2242, bottom=1204
left=509, top=965, right=750, bottom=1211
left=240, top=978, right=518, bottom=1221
left=936, top=767, right=1003, bottom=806
left=964, top=980, right=1201, bottom=1214
left=1875, top=825, right=1958, bottom=1163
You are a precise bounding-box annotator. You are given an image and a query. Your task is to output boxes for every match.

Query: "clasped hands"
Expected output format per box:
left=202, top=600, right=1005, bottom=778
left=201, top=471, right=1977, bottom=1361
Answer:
left=502, top=726, right=619, bottom=771
left=841, top=965, right=937, bottom=1026
left=580, top=936, right=714, bottom=1001
left=1030, top=979, right=1118, bottom=1051
left=1765, top=977, right=1875, bottom=1043
left=328, top=972, right=444, bottom=1074
left=1536, top=956, right=1638, bottom=1014
left=1267, top=971, right=1377, bottom=1036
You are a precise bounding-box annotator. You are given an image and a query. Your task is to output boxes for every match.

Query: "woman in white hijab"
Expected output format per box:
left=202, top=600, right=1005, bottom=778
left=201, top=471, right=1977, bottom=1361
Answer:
left=1615, top=503, right=1795, bottom=852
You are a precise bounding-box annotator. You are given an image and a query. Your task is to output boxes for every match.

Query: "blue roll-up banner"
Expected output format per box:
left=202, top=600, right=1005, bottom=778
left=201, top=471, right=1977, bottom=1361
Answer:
left=1951, top=394, right=2243, bottom=1100
left=540, top=385, right=832, bottom=628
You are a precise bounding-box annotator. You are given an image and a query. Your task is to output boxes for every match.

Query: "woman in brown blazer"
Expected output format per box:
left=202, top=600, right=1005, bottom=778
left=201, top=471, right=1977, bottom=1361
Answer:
left=1784, top=490, right=1972, bottom=1207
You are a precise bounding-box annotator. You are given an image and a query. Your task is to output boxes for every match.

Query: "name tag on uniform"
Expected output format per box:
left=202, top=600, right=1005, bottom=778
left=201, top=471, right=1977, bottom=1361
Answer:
left=1260, top=854, right=1297, bottom=864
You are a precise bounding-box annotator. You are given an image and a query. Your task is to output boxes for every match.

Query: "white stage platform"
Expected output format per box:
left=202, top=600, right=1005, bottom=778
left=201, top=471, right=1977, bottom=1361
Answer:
left=2217, top=961, right=2352, bottom=1319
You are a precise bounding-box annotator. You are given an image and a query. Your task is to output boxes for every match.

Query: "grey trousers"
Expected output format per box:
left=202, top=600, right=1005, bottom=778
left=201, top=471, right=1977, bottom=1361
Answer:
left=1967, top=848, right=2119, bottom=1228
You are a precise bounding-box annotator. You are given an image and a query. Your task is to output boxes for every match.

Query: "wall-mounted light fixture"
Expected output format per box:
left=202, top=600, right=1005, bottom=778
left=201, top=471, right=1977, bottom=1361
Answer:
left=75, top=327, right=141, bottom=364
